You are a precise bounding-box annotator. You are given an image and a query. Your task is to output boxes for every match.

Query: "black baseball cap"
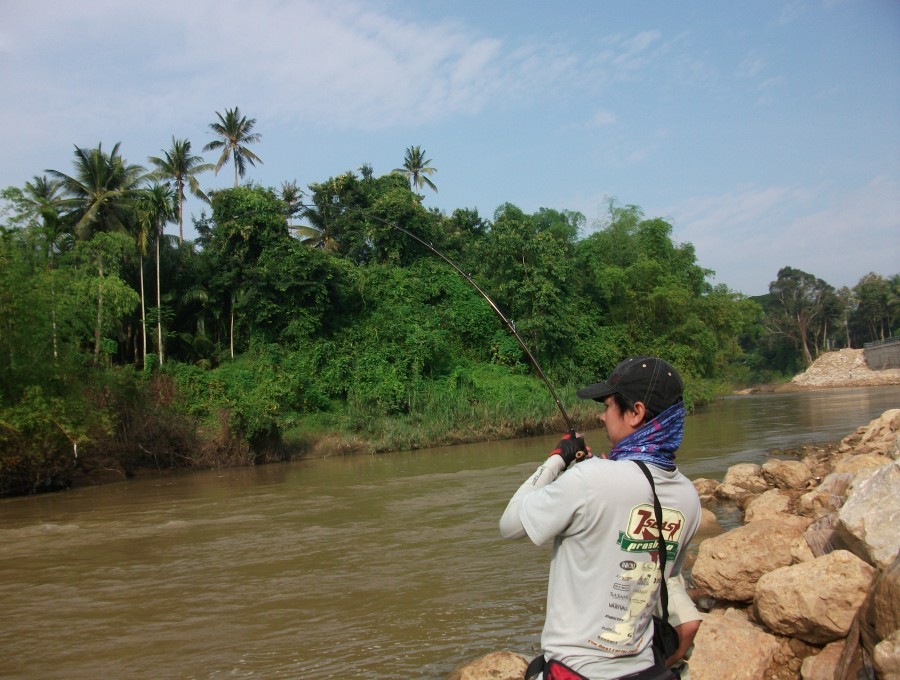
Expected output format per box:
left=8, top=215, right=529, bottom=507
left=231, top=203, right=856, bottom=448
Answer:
left=576, top=356, right=683, bottom=415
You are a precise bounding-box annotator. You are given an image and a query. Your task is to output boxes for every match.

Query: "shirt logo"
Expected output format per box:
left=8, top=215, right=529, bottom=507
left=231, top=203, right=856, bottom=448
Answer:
left=616, top=503, right=685, bottom=558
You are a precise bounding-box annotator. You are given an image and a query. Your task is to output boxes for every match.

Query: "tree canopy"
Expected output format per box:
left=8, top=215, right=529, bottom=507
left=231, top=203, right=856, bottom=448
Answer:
left=1, top=120, right=896, bottom=496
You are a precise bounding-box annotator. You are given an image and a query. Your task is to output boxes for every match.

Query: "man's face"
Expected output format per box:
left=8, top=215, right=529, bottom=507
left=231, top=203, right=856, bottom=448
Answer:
left=599, top=395, right=640, bottom=447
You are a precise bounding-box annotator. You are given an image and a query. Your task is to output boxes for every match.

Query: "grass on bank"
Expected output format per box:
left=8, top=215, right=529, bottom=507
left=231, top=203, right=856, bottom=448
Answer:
left=281, top=364, right=728, bottom=457
left=0, top=354, right=729, bottom=497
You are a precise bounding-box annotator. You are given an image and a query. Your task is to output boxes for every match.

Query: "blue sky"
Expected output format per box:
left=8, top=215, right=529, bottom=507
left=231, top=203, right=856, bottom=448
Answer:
left=1, top=0, right=897, bottom=296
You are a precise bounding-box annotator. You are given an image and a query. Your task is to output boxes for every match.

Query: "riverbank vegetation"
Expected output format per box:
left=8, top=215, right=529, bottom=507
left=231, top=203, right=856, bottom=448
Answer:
left=1, top=110, right=897, bottom=496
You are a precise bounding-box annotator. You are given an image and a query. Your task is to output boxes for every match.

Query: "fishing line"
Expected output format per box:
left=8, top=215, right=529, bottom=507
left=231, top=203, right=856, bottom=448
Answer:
left=296, top=201, right=576, bottom=435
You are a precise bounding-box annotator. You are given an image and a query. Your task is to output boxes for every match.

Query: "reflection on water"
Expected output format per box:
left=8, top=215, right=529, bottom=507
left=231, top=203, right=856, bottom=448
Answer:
left=0, top=385, right=896, bottom=679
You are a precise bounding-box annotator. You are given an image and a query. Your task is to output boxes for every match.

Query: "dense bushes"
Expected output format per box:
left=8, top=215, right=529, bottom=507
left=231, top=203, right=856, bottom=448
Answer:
left=6, top=162, right=893, bottom=496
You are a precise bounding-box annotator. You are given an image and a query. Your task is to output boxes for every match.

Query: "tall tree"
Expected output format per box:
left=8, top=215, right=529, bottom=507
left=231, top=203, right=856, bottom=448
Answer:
left=136, top=184, right=176, bottom=365
left=195, top=186, right=289, bottom=357
left=70, top=232, right=140, bottom=366
left=148, top=138, right=213, bottom=244
left=22, top=176, right=66, bottom=249
left=394, top=145, right=437, bottom=193
left=47, top=143, right=146, bottom=240
left=279, top=180, right=304, bottom=228
left=203, top=107, right=263, bottom=188
left=850, top=272, right=897, bottom=344
left=766, top=266, right=835, bottom=366
left=1, top=179, right=69, bottom=362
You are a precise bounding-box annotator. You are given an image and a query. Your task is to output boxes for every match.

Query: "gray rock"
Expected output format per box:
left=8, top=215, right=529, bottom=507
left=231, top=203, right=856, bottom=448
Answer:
left=836, top=460, right=900, bottom=569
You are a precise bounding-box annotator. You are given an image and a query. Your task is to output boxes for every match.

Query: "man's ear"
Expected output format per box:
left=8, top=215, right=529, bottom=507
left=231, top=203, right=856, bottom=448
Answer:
left=627, top=401, right=647, bottom=427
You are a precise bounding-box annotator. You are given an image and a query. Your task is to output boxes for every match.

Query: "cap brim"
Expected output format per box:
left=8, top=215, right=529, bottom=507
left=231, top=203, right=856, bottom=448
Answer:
left=576, top=382, right=617, bottom=400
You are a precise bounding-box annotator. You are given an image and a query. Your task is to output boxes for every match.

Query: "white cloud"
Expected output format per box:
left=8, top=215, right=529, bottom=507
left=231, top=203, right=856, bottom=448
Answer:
left=0, top=0, right=582, bottom=135
left=664, top=177, right=900, bottom=294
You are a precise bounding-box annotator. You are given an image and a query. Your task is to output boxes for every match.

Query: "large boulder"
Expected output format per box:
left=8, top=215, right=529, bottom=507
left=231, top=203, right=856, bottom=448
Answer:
left=863, top=554, right=900, bottom=642
left=874, top=630, right=900, bottom=680
left=693, top=478, right=720, bottom=507
left=691, top=516, right=812, bottom=602
left=835, top=460, right=900, bottom=569
left=689, top=610, right=781, bottom=680
left=762, top=458, right=813, bottom=490
left=798, top=471, right=854, bottom=519
left=714, top=482, right=756, bottom=507
left=833, top=452, right=894, bottom=476
left=800, top=640, right=846, bottom=680
left=723, top=463, right=769, bottom=493
left=854, top=408, right=900, bottom=459
left=697, top=507, right=722, bottom=536
left=445, top=651, right=528, bottom=680
left=754, top=550, right=876, bottom=644
left=744, top=489, right=793, bottom=522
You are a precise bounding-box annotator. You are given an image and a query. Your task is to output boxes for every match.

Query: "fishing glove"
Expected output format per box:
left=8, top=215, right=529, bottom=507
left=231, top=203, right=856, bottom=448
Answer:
left=550, top=432, right=588, bottom=467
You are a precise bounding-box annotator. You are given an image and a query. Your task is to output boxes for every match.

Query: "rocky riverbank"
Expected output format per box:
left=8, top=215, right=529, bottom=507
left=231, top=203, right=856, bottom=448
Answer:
left=450, top=409, right=900, bottom=680
left=737, top=349, right=900, bottom=394
left=788, top=348, right=900, bottom=389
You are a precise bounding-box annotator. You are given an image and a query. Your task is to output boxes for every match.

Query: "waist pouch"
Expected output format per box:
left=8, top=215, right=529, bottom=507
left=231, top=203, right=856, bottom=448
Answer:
left=525, top=656, right=675, bottom=680
left=526, top=656, right=588, bottom=680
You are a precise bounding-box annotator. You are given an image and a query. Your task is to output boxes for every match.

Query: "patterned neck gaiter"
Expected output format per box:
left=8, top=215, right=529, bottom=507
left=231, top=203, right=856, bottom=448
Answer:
left=607, top=402, right=685, bottom=471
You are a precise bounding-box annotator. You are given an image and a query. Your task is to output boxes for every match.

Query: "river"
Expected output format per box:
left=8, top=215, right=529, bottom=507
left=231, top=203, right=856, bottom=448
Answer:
left=1, top=385, right=897, bottom=679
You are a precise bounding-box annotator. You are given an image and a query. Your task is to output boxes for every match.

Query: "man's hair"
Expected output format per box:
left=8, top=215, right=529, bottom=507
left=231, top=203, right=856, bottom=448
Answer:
left=610, top=391, right=670, bottom=422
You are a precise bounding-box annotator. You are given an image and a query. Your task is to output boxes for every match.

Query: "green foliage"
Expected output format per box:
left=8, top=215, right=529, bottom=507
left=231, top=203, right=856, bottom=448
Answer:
left=393, top=145, right=437, bottom=193
left=6, top=135, right=899, bottom=495
left=0, top=386, right=88, bottom=496
left=850, top=272, right=898, bottom=344
left=764, top=266, right=841, bottom=366
left=203, top=107, right=263, bottom=188
left=163, top=346, right=328, bottom=452
left=47, top=142, right=147, bottom=240
left=569, top=202, right=753, bottom=382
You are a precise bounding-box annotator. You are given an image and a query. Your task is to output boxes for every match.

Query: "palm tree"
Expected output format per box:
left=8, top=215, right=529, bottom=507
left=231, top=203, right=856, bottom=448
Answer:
left=22, top=175, right=64, bottom=239
left=393, top=145, right=437, bottom=193
left=279, top=180, right=304, bottom=227
left=148, top=138, right=213, bottom=244
left=47, top=142, right=146, bottom=240
left=296, top=177, right=349, bottom=252
left=22, top=176, right=67, bottom=360
left=136, top=184, right=176, bottom=365
left=203, top=107, right=263, bottom=188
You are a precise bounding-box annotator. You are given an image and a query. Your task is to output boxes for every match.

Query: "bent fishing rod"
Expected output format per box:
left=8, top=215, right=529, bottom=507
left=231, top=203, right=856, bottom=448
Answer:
left=297, top=202, right=577, bottom=437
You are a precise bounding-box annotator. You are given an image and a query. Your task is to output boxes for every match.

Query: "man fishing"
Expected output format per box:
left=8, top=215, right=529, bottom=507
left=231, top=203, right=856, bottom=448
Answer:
left=500, top=356, right=702, bottom=680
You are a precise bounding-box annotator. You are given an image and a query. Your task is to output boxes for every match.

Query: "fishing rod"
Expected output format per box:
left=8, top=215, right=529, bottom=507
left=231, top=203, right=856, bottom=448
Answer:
left=298, top=202, right=577, bottom=436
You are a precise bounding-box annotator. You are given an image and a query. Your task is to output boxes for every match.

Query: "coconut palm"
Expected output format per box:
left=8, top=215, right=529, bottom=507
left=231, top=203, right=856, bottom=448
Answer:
left=203, top=107, right=263, bottom=188
left=148, top=138, right=213, bottom=244
left=21, top=176, right=67, bottom=360
left=135, top=184, right=177, bottom=365
left=47, top=142, right=147, bottom=240
left=393, top=145, right=437, bottom=193
left=22, top=175, right=64, bottom=229
left=296, top=177, right=349, bottom=252
left=279, top=180, right=304, bottom=227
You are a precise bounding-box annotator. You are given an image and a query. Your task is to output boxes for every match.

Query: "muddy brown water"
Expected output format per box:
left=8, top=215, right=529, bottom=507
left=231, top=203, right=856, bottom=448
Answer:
left=1, top=386, right=897, bottom=679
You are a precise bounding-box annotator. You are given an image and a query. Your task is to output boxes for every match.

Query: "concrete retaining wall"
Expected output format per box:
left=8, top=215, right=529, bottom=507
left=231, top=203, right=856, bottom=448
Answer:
left=864, top=339, right=900, bottom=370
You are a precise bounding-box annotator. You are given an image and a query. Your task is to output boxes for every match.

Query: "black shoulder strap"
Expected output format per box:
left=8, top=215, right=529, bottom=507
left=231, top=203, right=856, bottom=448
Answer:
left=634, top=460, right=669, bottom=619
